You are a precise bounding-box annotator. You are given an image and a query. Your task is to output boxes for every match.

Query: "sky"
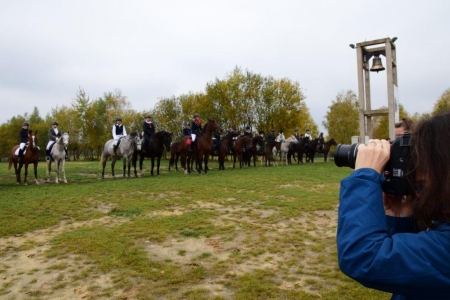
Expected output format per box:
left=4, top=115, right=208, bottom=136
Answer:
left=1, top=0, right=449, bottom=135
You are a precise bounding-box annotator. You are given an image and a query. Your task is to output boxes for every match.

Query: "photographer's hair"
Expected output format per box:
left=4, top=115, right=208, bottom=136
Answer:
left=395, top=117, right=414, bottom=132
left=408, top=110, right=450, bottom=228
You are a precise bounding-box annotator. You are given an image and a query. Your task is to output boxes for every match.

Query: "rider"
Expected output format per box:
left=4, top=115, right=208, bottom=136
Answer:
left=46, top=121, right=68, bottom=161
left=142, top=115, right=155, bottom=153
left=293, top=129, right=300, bottom=139
left=304, top=129, right=312, bottom=140
left=112, top=117, right=127, bottom=155
left=243, top=126, right=253, bottom=151
left=183, top=122, right=191, bottom=136
left=267, top=129, right=276, bottom=142
left=190, top=113, right=202, bottom=149
left=213, top=130, right=221, bottom=154
left=317, top=132, right=325, bottom=151
left=18, top=122, right=29, bottom=162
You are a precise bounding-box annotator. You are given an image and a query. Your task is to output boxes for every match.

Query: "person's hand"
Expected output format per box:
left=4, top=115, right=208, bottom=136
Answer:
left=355, top=139, right=390, bottom=174
left=383, top=193, right=414, bottom=217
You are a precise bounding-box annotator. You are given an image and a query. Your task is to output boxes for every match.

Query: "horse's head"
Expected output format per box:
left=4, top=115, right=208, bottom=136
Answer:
left=132, top=132, right=142, bottom=151
left=162, top=131, right=173, bottom=152
left=29, top=131, right=38, bottom=149
left=61, top=132, right=69, bottom=147
left=206, top=119, right=222, bottom=133
left=329, top=138, right=337, bottom=146
left=276, top=133, right=285, bottom=142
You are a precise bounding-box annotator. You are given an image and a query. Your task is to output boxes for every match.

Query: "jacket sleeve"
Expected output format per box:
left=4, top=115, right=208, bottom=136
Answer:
left=123, top=126, right=127, bottom=136
left=112, top=126, right=116, bottom=138
left=337, top=168, right=450, bottom=298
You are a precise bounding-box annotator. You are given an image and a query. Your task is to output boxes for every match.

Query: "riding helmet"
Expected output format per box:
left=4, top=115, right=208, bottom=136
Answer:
left=145, top=115, right=151, bottom=119
left=246, top=126, right=250, bottom=130
left=51, top=121, right=58, bottom=125
left=186, top=122, right=190, bottom=126
left=193, top=113, right=199, bottom=118
left=22, top=122, right=30, bottom=126
left=116, top=117, right=122, bottom=121
left=295, top=129, right=298, bottom=132
left=270, top=129, right=274, bottom=132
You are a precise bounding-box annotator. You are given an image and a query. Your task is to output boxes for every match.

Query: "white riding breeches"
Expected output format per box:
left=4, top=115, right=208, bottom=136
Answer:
left=113, top=135, right=124, bottom=146
left=19, top=143, right=26, bottom=150
left=46, top=141, right=56, bottom=150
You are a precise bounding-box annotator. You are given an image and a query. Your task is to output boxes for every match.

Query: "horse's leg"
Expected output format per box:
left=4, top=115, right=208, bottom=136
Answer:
left=101, top=154, right=108, bottom=179
left=55, top=160, right=60, bottom=184
left=157, top=157, right=161, bottom=175
left=33, top=162, right=39, bottom=185
left=46, top=160, right=52, bottom=183
left=122, top=157, right=127, bottom=178
left=111, top=156, right=117, bottom=178
left=204, top=154, right=209, bottom=174
left=62, top=159, right=67, bottom=183
left=324, top=150, right=328, bottom=163
left=23, top=164, right=29, bottom=185
left=150, top=157, right=155, bottom=176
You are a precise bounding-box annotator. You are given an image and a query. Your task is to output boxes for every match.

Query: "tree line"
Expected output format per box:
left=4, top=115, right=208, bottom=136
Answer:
left=1, top=66, right=448, bottom=161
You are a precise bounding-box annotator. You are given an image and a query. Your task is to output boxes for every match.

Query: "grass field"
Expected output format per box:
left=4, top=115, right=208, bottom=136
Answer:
left=0, top=157, right=390, bottom=299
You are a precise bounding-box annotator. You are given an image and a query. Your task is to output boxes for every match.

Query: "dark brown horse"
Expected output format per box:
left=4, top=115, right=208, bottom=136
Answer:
left=305, top=137, right=337, bottom=163
left=169, top=140, right=181, bottom=171
left=244, top=136, right=265, bottom=167
left=292, top=136, right=310, bottom=164
left=178, top=119, right=221, bottom=174
left=8, top=131, right=40, bottom=185
left=317, top=138, right=337, bottom=163
left=264, top=141, right=281, bottom=166
left=218, top=130, right=240, bottom=170
left=135, top=130, right=173, bottom=176
left=232, top=136, right=252, bottom=168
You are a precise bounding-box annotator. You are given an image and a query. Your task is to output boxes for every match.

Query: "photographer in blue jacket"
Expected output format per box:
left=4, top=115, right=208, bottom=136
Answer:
left=336, top=110, right=450, bottom=300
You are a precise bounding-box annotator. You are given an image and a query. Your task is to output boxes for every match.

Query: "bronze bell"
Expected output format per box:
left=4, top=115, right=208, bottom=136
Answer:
left=370, top=55, right=385, bottom=73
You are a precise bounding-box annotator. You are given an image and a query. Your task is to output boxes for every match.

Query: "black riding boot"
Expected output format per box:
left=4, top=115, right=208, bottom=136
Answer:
left=18, top=149, right=24, bottom=162
left=46, top=149, right=51, bottom=161
left=113, top=144, right=118, bottom=155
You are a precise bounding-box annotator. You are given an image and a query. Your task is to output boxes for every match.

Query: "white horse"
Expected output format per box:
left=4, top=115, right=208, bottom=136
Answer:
left=101, top=132, right=142, bottom=179
left=280, top=135, right=298, bottom=165
left=46, top=132, right=69, bottom=183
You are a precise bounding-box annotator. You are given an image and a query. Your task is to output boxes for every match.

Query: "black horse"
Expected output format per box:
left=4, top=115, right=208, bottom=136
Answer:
left=292, top=136, right=310, bottom=164
left=134, top=130, right=173, bottom=176
left=243, top=136, right=265, bottom=167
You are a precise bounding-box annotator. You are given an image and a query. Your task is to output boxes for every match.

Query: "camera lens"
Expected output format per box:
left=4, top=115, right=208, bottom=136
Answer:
left=334, top=143, right=359, bottom=169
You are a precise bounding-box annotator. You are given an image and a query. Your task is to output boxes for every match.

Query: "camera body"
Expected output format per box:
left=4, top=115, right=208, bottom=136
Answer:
left=334, top=133, right=412, bottom=195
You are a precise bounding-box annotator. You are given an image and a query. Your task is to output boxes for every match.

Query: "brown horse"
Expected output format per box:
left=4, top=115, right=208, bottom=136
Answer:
left=305, top=137, right=337, bottom=163
left=169, top=140, right=181, bottom=171
left=218, top=130, right=240, bottom=170
left=8, top=131, right=40, bottom=185
left=232, top=136, right=252, bottom=168
left=178, top=119, right=221, bottom=174
left=243, top=136, right=265, bottom=167
left=264, top=141, right=281, bottom=166
left=317, top=138, right=338, bottom=163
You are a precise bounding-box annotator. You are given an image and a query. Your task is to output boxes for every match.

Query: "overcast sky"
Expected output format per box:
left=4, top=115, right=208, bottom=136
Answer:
left=1, top=0, right=449, bottom=134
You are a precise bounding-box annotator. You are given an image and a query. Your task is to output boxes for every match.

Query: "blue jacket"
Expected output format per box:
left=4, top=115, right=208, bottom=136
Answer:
left=337, top=168, right=450, bottom=300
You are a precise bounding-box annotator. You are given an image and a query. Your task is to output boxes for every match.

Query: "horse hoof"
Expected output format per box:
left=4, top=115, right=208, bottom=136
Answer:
left=64, top=180, right=68, bottom=183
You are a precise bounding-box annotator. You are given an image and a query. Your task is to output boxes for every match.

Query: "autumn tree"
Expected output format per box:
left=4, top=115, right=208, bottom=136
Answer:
left=322, top=90, right=359, bottom=144
left=432, top=88, right=450, bottom=115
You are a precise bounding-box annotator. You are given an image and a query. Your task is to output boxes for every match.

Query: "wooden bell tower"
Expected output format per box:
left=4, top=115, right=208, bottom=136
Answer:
left=352, top=37, right=399, bottom=142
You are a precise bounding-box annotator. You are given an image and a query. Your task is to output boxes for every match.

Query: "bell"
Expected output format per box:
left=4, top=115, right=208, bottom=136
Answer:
left=370, top=55, right=385, bottom=73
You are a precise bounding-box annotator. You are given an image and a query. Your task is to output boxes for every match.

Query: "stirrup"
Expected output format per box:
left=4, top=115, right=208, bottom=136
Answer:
left=46, top=156, right=50, bottom=161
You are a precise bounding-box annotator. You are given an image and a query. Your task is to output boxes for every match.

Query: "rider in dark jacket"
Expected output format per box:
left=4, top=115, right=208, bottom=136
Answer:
left=18, top=122, right=29, bottom=162
left=183, top=123, right=192, bottom=136
left=142, top=115, right=155, bottom=152
left=267, top=129, right=276, bottom=142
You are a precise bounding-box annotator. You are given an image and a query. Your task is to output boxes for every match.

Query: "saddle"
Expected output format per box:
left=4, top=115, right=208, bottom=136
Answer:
left=14, top=145, right=28, bottom=156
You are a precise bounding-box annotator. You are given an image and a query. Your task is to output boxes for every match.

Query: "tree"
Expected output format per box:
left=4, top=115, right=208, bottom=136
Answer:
left=432, top=88, right=450, bottom=116
left=322, top=90, right=359, bottom=144
left=371, top=104, right=409, bottom=139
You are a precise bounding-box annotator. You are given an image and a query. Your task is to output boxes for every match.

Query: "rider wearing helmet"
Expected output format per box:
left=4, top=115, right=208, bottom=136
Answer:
left=267, top=129, right=276, bottom=142
left=183, top=122, right=192, bottom=136
left=46, top=121, right=65, bottom=161
left=112, top=117, right=127, bottom=155
left=18, top=122, right=29, bottom=162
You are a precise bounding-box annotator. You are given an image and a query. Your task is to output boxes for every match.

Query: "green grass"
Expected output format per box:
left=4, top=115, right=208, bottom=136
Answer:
left=0, top=157, right=390, bottom=299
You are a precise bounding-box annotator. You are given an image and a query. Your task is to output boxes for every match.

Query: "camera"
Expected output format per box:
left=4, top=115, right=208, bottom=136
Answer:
left=334, top=132, right=412, bottom=195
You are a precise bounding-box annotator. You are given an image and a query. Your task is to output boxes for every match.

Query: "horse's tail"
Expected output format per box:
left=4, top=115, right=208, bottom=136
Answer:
left=99, top=150, right=105, bottom=165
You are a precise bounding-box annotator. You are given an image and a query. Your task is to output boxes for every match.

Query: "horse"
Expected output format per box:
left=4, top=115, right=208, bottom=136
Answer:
left=232, top=135, right=252, bottom=168
left=305, top=137, right=337, bottom=163
left=45, top=132, right=69, bottom=183
left=136, top=130, right=173, bottom=176
left=8, top=131, right=40, bottom=185
left=292, top=136, right=310, bottom=164
left=264, top=141, right=281, bottom=166
left=177, top=119, right=221, bottom=174
left=169, top=140, right=181, bottom=171
left=243, top=136, right=265, bottom=167
left=316, top=138, right=337, bottom=163
left=279, top=135, right=298, bottom=165
left=101, top=131, right=142, bottom=179
left=218, top=130, right=240, bottom=170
